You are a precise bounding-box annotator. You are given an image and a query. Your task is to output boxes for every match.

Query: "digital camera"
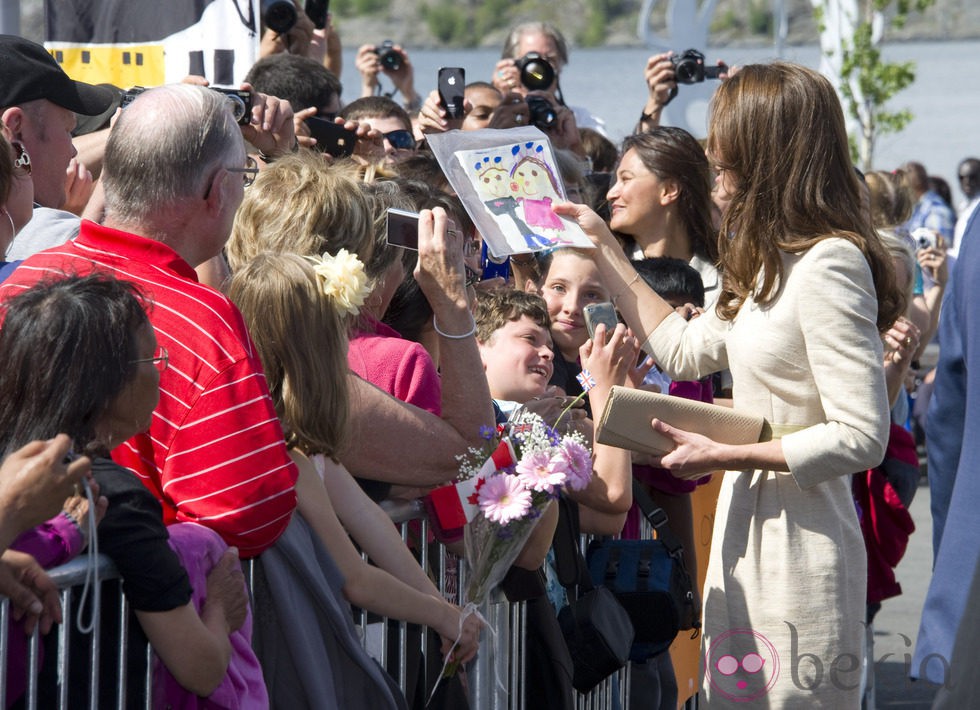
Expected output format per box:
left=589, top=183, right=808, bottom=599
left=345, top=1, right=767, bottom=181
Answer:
left=515, top=52, right=556, bottom=91
left=261, top=0, right=297, bottom=34
left=526, top=95, right=558, bottom=131
left=374, top=40, right=404, bottom=71
left=671, top=49, right=726, bottom=84
left=120, top=86, right=252, bottom=126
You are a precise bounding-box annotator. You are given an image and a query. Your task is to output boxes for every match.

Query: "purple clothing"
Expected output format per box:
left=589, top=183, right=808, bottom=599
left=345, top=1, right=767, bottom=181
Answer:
left=5, top=513, right=86, bottom=705
left=155, top=523, right=267, bottom=710
left=622, top=378, right=714, bottom=540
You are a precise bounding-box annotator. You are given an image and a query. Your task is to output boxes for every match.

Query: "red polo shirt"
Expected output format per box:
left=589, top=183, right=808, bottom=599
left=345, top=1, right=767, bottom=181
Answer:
left=0, top=221, right=297, bottom=557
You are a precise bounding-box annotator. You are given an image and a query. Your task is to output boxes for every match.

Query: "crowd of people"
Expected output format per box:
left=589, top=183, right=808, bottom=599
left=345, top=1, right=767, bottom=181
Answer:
left=0, top=7, right=977, bottom=709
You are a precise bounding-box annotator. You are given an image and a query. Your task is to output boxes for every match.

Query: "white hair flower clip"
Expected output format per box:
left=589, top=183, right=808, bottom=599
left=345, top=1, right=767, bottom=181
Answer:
left=306, top=249, right=372, bottom=316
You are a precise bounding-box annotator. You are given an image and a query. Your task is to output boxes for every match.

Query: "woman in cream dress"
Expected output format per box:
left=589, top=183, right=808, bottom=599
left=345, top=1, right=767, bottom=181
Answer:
left=557, top=63, right=905, bottom=707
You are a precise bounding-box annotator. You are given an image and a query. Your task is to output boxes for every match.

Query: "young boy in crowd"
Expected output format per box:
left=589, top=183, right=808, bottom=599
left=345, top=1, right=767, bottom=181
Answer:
left=473, top=287, right=636, bottom=707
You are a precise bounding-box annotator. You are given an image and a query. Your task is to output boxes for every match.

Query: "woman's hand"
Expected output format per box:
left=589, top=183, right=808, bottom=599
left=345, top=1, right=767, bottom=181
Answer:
left=649, top=419, right=727, bottom=479
left=0, top=435, right=92, bottom=546
left=883, top=316, right=921, bottom=366
left=492, top=59, right=523, bottom=96
left=415, top=208, right=468, bottom=314
left=487, top=92, right=528, bottom=129
left=439, top=604, right=482, bottom=665
left=917, top=239, right=948, bottom=288
left=0, top=550, right=61, bottom=635
left=204, top=547, right=248, bottom=634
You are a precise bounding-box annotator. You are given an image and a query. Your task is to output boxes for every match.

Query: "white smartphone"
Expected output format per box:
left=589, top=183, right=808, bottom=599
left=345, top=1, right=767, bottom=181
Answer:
left=583, top=302, right=619, bottom=339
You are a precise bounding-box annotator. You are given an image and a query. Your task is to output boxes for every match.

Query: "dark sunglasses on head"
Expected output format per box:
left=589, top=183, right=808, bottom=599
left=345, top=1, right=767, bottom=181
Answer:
left=384, top=130, right=416, bottom=150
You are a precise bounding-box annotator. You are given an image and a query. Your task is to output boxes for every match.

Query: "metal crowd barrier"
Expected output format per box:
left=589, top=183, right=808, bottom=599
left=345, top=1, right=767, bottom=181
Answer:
left=2, top=500, right=631, bottom=709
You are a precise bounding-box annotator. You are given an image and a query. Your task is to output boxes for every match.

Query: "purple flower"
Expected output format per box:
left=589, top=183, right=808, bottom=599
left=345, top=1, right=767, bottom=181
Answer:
left=479, top=425, right=496, bottom=441
left=478, top=473, right=532, bottom=524
left=516, top=450, right=567, bottom=493
left=559, top=438, right=593, bottom=491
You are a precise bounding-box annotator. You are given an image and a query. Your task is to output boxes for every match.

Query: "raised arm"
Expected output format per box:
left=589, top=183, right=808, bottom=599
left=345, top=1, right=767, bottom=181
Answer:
left=292, top=451, right=480, bottom=664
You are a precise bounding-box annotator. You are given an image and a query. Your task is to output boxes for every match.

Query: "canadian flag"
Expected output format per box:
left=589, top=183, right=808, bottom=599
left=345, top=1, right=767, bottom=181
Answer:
left=425, top=440, right=517, bottom=542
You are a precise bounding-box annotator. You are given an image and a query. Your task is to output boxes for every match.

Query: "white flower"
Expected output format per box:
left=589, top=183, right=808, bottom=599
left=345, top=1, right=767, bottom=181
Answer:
left=307, top=249, right=372, bottom=316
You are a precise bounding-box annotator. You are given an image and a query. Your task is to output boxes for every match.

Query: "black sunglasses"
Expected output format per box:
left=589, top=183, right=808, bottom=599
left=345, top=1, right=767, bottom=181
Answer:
left=384, top=130, right=416, bottom=150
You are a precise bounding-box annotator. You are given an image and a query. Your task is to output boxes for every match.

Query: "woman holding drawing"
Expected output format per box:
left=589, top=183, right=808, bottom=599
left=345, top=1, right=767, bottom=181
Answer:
left=557, top=62, right=903, bottom=706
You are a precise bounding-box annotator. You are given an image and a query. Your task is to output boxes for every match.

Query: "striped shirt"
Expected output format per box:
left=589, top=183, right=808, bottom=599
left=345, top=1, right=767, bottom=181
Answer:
left=0, top=221, right=297, bottom=557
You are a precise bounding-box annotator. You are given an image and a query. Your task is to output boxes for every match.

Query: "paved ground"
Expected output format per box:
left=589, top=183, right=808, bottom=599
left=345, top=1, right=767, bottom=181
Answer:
left=868, top=474, right=943, bottom=709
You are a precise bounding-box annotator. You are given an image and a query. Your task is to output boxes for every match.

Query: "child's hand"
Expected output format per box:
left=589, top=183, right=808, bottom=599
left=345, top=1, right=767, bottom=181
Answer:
left=579, top=323, right=639, bottom=390
left=628, top=355, right=657, bottom=389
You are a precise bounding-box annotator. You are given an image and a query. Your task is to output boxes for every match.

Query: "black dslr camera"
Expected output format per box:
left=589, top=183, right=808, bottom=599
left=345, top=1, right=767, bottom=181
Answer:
left=120, top=86, right=253, bottom=126
left=671, top=49, right=726, bottom=84
left=515, top=52, right=556, bottom=91
left=526, top=95, right=557, bottom=131
left=373, top=40, right=405, bottom=71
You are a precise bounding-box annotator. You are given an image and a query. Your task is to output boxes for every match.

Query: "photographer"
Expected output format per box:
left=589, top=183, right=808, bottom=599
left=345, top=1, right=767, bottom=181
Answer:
left=491, top=21, right=605, bottom=135
left=355, top=41, right=422, bottom=116
left=258, top=0, right=343, bottom=77
left=488, top=91, right=587, bottom=160
left=635, top=50, right=730, bottom=135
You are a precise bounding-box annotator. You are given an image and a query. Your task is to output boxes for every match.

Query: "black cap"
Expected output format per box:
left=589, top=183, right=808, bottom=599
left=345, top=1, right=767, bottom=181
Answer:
left=0, top=34, right=117, bottom=115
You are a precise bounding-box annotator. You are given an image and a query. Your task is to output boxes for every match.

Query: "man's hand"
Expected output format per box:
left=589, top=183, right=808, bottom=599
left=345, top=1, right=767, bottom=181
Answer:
left=240, top=85, right=296, bottom=159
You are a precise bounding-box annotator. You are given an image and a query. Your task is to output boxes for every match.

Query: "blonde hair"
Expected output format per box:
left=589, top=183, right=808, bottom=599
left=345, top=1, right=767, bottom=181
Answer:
left=865, top=170, right=913, bottom=230
left=228, top=252, right=349, bottom=458
left=227, top=151, right=374, bottom=271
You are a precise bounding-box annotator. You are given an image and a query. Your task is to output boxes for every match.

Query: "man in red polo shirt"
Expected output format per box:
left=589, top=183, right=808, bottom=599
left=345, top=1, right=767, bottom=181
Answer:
left=0, top=84, right=298, bottom=557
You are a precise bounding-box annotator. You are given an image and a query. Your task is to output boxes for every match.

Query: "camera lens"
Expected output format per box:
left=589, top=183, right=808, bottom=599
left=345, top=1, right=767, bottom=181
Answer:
left=262, top=0, right=297, bottom=34
left=526, top=96, right=557, bottom=130
left=517, top=53, right=555, bottom=91
left=671, top=49, right=706, bottom=85
left=224, top=94, right=247, bottom=123
left=375, top=41, right=403, bottom=71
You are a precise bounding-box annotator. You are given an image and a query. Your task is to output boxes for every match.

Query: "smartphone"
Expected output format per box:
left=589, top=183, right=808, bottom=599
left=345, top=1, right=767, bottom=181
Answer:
left=386, top=208, right=420, bottom=250
left=438, top=67, right=466, bottom=120
left=305, top=0, right=329, bottom=29
left=584, top=302, right=619, bottom=339
left=305, top=116, right=357, bottom=158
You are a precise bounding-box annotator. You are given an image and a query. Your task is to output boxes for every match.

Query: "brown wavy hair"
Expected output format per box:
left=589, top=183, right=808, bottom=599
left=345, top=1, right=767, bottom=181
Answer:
left=707, top=62, right=904, bottom=332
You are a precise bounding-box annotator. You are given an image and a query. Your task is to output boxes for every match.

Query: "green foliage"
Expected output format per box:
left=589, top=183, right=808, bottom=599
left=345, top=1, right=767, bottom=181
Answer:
left=580, top=0, right=608, bottom=47
left=748, top=2, right=773, bottom=35
left=422, top=1, right=471, bottom=45
left=351, top=0, right=389, bottom=13
left=834, top=0, right=935, bottom=168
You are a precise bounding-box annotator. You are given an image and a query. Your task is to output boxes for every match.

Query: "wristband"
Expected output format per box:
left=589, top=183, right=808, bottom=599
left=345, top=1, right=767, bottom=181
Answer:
left=432, top=314, right=477, bottom=340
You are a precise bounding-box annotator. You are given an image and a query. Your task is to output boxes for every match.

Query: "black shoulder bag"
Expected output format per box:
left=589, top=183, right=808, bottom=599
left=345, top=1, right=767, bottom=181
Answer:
left=553, top=496, right=635, bottom=694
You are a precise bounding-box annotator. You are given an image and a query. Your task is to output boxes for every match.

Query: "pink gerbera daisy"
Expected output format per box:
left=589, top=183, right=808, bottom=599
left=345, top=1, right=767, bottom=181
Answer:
left=516, top=450, right=567, bottom=493
left=559, top=438, right=593, bottom=491
left=477, top=473, right=533, bottom=524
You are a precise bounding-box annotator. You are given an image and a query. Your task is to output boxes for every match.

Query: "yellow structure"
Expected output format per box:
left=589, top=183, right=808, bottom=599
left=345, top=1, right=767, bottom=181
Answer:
left=46, top=43, right=165, bottom=87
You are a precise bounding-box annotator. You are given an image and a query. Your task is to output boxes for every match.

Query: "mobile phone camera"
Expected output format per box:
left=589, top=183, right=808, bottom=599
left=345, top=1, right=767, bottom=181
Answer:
left=526, top=95, right=558, bottom=131
left=515, top=52, right=555, bottom=91
left=211, top=88, right=253, bottom=126
left=374, top=40, right=404, bottom=71
left=671, top=49, right=727, bottom=84
left=262, top=0, right=298, bottom=34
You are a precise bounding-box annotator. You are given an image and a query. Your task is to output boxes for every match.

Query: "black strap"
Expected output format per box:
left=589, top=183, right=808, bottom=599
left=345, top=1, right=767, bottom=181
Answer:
left=631, top=480, right=686, bottom=560
left=552, top=496, right=593, bottom=600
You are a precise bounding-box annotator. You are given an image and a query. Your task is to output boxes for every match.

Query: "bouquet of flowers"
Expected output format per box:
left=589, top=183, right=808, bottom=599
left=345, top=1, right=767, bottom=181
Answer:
left=426, top=409, right=592, bottom=683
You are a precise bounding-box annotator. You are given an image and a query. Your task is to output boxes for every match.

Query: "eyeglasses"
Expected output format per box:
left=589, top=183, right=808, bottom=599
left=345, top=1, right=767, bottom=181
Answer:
left=131, top=345, right=169, bottom=372
left=226, top=156, right=259, bottom=187
left=384, top=130, right=416, bottom=150
left=959, top=172, right=979, bottom=182
left=11, top=141, right=30, bottom=176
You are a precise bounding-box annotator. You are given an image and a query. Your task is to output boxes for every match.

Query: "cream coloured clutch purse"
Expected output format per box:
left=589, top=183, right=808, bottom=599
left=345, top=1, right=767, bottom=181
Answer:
left=595, top=386, right=771, bottom=456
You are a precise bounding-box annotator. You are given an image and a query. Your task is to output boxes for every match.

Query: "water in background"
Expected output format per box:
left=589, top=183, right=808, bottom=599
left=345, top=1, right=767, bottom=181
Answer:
left=341, top=40, right=979, bottom=206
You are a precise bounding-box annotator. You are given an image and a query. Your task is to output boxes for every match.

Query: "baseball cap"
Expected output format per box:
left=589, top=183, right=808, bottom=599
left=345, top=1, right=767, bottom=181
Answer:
left=0, top=34, right=117, bottom=115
